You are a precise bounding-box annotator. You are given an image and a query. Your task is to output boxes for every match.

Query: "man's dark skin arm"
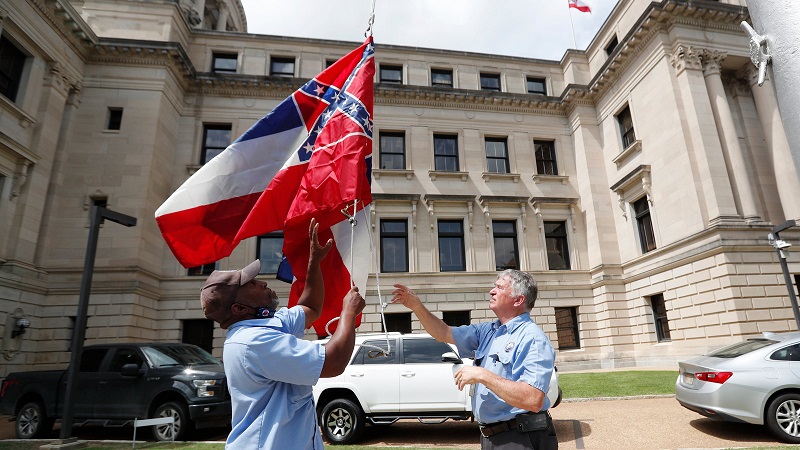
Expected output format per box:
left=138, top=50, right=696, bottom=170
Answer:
left=297, top=218, right=333, bottom=328
left=321, top=286, right=365, bottom=377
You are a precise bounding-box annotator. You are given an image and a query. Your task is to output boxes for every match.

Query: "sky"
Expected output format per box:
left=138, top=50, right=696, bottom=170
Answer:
left=238, top=0, right=620, bottom=61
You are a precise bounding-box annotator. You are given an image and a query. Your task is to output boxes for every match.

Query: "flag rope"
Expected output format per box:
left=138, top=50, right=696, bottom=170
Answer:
left=323, top=201, right=392, bottom=357
left=365, top=0, right=377, bottom=37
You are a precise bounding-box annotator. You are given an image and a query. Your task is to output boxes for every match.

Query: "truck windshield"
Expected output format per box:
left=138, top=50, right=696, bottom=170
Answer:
left=141, top=345, right=220, bottom=367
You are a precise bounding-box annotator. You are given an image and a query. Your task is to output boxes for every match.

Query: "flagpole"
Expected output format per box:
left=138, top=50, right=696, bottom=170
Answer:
left=568, top=8, right=578, bottom=49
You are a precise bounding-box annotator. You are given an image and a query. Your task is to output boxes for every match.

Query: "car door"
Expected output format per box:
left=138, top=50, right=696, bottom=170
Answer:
left=66, top=347, right=111, bottom=418
left=345, top=339, right=400, bottom=412
left=92, top=347, right=148, bottom=418
left=398, top=337, right=467, bottom=411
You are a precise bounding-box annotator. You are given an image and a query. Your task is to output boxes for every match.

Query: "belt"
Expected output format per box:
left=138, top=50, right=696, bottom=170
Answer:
left=479, top=418, right=520, bottom=438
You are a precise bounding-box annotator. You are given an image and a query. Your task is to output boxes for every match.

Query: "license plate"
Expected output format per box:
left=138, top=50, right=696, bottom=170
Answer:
left=683, top=373, right=694, bottom=385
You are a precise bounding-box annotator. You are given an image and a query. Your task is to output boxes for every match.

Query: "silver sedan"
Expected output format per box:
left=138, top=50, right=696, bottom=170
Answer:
left=675, top=331, right=800, bottom=444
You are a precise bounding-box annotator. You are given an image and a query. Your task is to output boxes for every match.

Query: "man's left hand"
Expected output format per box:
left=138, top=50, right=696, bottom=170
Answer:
left=454, top=365, right=486, bottom=391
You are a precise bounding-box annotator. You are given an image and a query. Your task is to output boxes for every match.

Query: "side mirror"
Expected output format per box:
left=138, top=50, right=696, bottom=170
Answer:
left=120, top=363, right=142, bottom=377
left=441, top=352, right=462, bottom=364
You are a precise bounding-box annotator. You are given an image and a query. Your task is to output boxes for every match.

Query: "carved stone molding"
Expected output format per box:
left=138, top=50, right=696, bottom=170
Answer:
left=10, top=160, right=32, bottom=200
left=670, top=44, right=703, bottom=75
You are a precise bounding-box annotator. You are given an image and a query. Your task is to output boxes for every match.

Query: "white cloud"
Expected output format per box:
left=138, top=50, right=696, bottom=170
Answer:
left=239, top=0, right=619, bottom=60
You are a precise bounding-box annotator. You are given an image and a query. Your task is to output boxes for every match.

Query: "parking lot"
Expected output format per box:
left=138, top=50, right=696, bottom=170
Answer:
left=0, top=395, right=795, bottom=448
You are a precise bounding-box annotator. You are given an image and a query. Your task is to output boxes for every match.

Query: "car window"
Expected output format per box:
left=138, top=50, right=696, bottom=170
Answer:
left=403, top=338, right=456, bottom=364
left=80, top=348, right=109, bottom=372
left=141, top=345, right=220, bottom=367
left=770, top=343, right=800, bottom=361
left=353, top=340, right=397, bottom=365
left=707, top=339, right=777, bottom=358
left=108, top=348, right=144, bottom=371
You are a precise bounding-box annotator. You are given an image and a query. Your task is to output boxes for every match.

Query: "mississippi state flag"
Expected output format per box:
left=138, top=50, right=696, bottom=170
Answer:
left=568, top=0, right=591, bottom=13
left=155, top=38, right=375, bottom=335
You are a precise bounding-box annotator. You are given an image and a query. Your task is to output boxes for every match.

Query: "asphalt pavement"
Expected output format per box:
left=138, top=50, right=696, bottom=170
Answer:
left=0, top=396, right=796, bottom=449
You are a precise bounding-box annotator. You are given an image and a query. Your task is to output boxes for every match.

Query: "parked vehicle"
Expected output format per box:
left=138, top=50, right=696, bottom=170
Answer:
left=676, top=331, right=800, bottom=444
left=0, top=343, right=231, bottom=441
left=313, top=332, right=562, bottom=444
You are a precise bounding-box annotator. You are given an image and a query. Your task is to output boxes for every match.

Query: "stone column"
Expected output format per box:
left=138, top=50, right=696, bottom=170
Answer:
left=745, top=66, right=800, bottom=221
left=669, top=44, right=738, bottom=225
left=193, top=0, right=206, bottom=28
left=216, top=2, right=229, bottom=31
left=701, top=49, right=760, bottom=222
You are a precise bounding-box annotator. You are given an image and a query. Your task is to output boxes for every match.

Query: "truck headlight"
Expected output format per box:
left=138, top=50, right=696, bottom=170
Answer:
left=193, top=379, right=218, bottom=397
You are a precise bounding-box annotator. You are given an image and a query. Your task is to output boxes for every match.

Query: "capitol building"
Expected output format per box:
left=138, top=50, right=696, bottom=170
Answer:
left=1, top=0, right=798, bottom=374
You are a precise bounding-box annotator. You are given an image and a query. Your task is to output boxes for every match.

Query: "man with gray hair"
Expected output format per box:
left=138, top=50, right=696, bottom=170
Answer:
left=392, top=269, right=557, bottom=449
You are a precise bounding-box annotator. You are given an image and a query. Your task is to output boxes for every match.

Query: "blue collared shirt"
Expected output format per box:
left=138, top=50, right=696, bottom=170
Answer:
left=452, top=313, right=555, bottom=424
left=224, top=306, right=325, bottom=449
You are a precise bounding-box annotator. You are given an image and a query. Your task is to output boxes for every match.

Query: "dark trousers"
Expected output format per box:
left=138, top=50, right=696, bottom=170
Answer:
left=480, top=419, right=558, bottom=450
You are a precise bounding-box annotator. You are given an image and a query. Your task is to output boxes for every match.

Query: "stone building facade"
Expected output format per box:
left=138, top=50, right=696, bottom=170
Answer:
left=1, top=0, right=798, bottom=375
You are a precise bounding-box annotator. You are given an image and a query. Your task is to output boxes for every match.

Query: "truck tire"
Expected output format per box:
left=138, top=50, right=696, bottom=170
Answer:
left=16, top=400, right=53, bottom=439
left=152, top=401, right=192, bottom=442
left=319, top=398, right=365, bottom=445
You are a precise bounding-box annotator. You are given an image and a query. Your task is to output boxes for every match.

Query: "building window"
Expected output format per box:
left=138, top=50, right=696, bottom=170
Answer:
left=526, top=77, right=546, bottom=95
left=534, top=140, right=558, bottom=175
left=379, top=132, right=405, bottom=169
left=555, top=307, right=580, bottom=350
left=188, top=262, right=217, bottom=276
left=383, top=312, right=412, bottom=333
left=442, top=310, right=471, bottom=327
left=380, top=220, right=408, bottom=273
left=438, top=220, right=466, bottom=272
left=605, top=36, right=619, bottom=57
left=633, top=197, right=656, bottom=253
left=431, top=69, right=453, bottom=87
left=212, top=53, right=237, bottom=73
left=182, top=319, right=215, bottom=354
left=0, top=35, right=27, bottom=102
left=270, top=57, right=295, bottom=77
left=379, top=64, right=403, bottom=84
left=433, top=134, right=459, bottom=172
left=493, top=221, right=519, bottom=270
left=544, top=221, right=571, bottom=270
left=485, top=138, right=509, bottom=174
left=650, top=293, right=671, bottom=342
left=106, top=108, right=123, bottom=131
left=201, top=125, right=231, bottom=164
left=617, top=106, right=636, bottom=149
left=480, top=73, right=501, bottom=91
left=257, top=232, right=284, bottom=274
left=325, top=59, right=338, bottom=68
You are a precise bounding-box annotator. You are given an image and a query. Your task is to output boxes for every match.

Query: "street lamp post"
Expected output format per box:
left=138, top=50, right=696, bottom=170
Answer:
left=59, top=205, right=137, bottom=441
left=768, top=220, right=800, bottom=331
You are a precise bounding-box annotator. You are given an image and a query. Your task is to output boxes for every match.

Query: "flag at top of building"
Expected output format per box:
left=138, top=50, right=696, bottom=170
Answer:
left=155, top=37, right=375, bottom=336
left=568, top=0, right=592, bottom=13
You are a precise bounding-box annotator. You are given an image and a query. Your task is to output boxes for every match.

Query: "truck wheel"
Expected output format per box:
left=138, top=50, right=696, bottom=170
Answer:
left=319, top=398, right=365, bottom=445
left=766, top=393, right=800, bottom=444
left=152, top=401, right=193, bottom=441
left=16, top=400, right=53, bottom=439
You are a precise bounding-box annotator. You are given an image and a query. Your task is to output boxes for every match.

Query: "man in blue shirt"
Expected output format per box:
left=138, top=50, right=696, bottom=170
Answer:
left=200, top=219, right=365, bottom=449
left=392, top=269, right=557, bottom=450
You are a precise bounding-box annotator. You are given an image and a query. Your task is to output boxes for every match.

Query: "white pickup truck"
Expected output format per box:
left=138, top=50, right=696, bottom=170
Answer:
left=313, top=332, right=562, bottom=444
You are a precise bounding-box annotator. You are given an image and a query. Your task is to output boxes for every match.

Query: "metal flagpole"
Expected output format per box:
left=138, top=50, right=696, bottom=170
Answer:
left=741, top=1, right=800, bottom=179
left=568, top=7, right=578, bottom=49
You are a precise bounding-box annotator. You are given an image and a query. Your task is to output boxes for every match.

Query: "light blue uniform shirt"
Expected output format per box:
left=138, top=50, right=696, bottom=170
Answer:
left=224, top=306, right=325, bottom=449
left=452, top=313, right=555, bottom=424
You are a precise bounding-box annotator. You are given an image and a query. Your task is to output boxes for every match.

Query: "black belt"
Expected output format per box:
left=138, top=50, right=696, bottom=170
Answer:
left=479, top=418, right=519, bottom=438
left=479, top=411, right=549, bottom=438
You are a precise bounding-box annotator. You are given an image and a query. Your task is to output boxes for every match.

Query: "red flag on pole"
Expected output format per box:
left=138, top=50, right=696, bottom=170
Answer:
left=568, top=0, right=591, bottom=13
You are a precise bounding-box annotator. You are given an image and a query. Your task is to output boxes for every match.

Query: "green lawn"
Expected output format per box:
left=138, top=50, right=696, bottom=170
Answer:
left=558, top=370, right=678, bottom=399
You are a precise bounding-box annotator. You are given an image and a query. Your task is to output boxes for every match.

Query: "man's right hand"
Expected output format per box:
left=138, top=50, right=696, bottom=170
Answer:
left=391, top=284, right=422, bottom=311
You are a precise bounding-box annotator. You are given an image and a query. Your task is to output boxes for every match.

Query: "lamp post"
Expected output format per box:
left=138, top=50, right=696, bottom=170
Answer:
left=59, top=205, right=136, bottom=441
left=768, top=220, right=799, bottom=331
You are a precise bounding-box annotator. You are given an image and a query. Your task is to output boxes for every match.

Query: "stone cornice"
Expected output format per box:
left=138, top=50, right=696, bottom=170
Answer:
left=30, top=0, right=96, bottom=57
left=90, top=39, right=197, bottom=87
left=375, top=85, right=563, bottom=115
